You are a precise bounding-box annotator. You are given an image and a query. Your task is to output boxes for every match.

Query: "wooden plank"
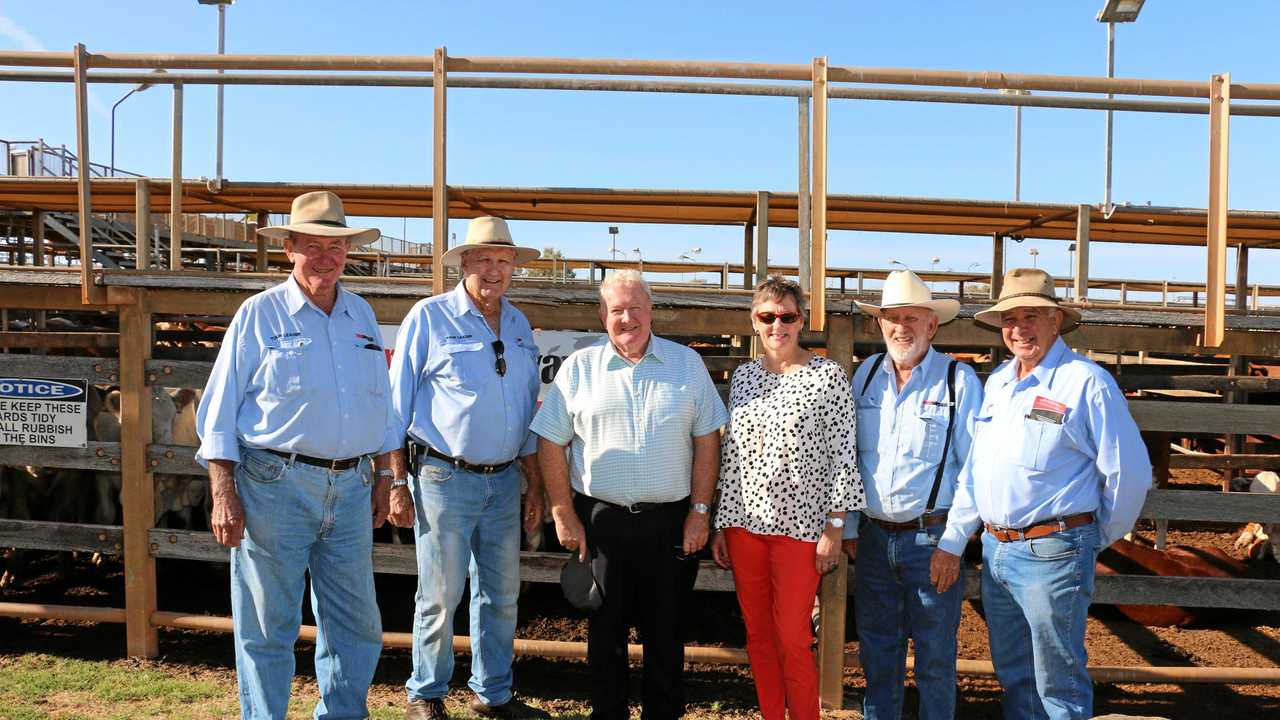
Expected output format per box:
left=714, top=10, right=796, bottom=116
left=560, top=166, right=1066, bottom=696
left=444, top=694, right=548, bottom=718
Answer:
left=1205, top=73, right=1230, bottom=347
left=148, top=444, right=202, bottom=475
left=1074, top=205, right=1090, bottom=300
left=1168, top=454, right=1280, bottom=470
left=0, top=442, right=121, bottom=472
left=755, top=191, right=769, bottom=285
left=1128, top=399, right=1280, bottom=435
left=0, top=284, right=84, bottom=310
left=1140, top=487, right=1280, bottom=523
left=135, top=180, right=151, bottom=270
left=1117, top=373, right=1280, bottom=393
left=431, top=47, right=448, bottom=298
left=1093, top=574, right=1280, bottom=611
left=145, top=359, right=213, bottom=389
left=990, top=234, right=1004, bottom=298
left=0, top=355, right=119, bottom=384
left=797, top=96, right=811, bottom=293
left=0, top=519, right=123, bottom=554
left=119, top=291, right=158, bottom=657
left=809, top=56, right=828, bottom=334
left=0, top=331, right=118, bottom=349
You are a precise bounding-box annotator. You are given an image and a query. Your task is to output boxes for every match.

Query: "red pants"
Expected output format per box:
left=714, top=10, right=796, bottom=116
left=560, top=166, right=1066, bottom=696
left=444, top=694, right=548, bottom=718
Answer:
left=724, top=527, right=822, bottom=720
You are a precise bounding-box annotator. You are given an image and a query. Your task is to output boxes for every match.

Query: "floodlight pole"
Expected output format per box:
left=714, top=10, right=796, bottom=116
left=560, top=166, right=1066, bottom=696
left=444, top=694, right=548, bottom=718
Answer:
left=215, top=1, right=226, bottom=191
left=1104, top=21, right=1115, bottom=215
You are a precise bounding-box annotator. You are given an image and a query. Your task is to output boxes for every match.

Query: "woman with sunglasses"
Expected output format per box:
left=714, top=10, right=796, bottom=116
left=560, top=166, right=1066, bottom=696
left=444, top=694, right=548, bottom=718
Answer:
left=710, top=275, right=864, bottom=720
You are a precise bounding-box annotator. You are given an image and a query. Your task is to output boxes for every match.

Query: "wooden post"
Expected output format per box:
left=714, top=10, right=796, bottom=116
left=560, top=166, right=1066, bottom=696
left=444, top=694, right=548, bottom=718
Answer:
left=809, top=56, right=828, bottom=332
left=720, top=262, right=729, bottom=290
left=797, top=96, right=812, bottom=293
left=170, top=82, right=184, bottom=271
left=1205, top=73, right=1230, bottom=348
left=135, top=180, right=151, bottom=270
left=119, top=289, right=158, bottom=657
left=31, top=210, right=44, bottom=267
left=255, top=211, right=269, bottom=272
left=818, top=313, right=853, bottom=710
left=1235, top=244, right=1249, bottom=312
left=432, top=47, right=449, bottom=297
left=73, top=43, right=105, bottom=304
left=990, top=234, right=1004, bottom=299
left=742, top=221, right=754, bottom=290
left=1162, top=280, right=1169, bottom=307
left=1074, top=205, right=1090, bottom=302
left=755, top=191, right=769, bottom=285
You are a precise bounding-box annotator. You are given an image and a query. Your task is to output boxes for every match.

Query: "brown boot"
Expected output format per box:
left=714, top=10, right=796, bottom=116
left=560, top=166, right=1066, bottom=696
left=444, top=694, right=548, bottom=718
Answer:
left=468, top=695, right=551, bottom=719
left=406, top=697, right=448, bottom=720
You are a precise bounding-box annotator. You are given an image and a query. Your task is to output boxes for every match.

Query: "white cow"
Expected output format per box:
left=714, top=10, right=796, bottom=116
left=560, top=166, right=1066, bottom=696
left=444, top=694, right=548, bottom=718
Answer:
left=1235, top=471, right=1280, bottom=562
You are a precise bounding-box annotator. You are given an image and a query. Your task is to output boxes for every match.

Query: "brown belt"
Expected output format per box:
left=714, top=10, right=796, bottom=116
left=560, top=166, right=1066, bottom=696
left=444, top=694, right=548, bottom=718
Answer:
left=985, top=512, right=1094, bottom=543
left=871, top=512, right=949, bottom=532
left=264, top=448, right=363, bottom=471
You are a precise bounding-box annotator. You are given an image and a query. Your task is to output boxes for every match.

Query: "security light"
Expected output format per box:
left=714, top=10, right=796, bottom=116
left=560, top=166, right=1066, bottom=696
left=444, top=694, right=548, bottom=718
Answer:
left=1096, top=0, right=1144, bottom=23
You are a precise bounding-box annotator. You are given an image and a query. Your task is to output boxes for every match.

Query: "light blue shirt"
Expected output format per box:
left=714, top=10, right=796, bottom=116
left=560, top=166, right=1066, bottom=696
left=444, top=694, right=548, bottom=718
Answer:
left=939, top=337, right=1152, bottom=556
left=389, top=281, right=540, bottom=465
left=844, top=347, right=983, bottom=539
left=196, top=274, right=399, bottom=467
left=530, top=334, right=728, bottom=506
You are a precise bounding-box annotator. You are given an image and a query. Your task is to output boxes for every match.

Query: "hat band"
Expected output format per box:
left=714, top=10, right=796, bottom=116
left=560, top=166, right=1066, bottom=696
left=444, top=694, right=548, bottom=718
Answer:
left=997, top=291, right=1060, bottom=304
left=303, top=219, right=349, bottom=229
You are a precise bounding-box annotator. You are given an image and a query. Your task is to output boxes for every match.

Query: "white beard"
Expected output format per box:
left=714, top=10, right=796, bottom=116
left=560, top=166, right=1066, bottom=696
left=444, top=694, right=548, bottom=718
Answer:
left=884, top=335, right=928, bottom=368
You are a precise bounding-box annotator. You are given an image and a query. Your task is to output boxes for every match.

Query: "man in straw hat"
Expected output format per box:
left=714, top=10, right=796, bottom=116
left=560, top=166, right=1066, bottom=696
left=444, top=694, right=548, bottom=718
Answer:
left=844, top=269, right=983, bottom=720
left=195, top=190, right=400, bottom=719
left=932, top=268, right=1151, bottom=719
left=387, top=217, right=551, bottom=719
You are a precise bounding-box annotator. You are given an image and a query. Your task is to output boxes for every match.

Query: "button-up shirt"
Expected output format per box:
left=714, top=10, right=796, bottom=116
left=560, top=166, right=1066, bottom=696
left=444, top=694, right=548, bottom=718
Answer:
left=389, top=281, right=540, bottom=465
left=939, top=337, right=1152, bottom=556
left=845, top=347, right=983, bottom=539
left=196, top=274, right=399, bottom=466
left=530, top=334, right=728, bottom=506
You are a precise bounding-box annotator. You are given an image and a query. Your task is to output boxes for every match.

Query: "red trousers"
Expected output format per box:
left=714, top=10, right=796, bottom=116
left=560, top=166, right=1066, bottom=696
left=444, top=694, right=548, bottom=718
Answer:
left=724, top=527, right=822, bottom=720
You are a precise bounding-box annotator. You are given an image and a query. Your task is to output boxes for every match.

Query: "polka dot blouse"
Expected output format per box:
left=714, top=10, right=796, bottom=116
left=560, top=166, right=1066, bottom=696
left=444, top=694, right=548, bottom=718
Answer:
left=715, top=355, right=866, bottom=542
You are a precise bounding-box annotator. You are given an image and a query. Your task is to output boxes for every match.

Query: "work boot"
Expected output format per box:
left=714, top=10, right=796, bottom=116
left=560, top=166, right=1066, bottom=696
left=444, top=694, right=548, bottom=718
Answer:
left=406, top=697, right=448, bottom=720
left=468, top=695, right=551, bottom=719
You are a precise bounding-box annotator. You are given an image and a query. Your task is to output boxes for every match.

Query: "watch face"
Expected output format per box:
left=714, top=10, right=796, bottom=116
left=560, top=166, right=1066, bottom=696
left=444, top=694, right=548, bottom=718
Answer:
left=828, top=517, right=844, bottom=528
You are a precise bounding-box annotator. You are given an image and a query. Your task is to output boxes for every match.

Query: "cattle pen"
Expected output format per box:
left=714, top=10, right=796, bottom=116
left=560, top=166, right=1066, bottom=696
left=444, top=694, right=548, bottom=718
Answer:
left=2, top=47, right=1280, bottom=711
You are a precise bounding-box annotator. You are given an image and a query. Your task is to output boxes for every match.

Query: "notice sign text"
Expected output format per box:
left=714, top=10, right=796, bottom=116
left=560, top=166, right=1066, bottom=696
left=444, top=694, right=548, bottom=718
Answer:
left=0, top=377, right=88, bottom=448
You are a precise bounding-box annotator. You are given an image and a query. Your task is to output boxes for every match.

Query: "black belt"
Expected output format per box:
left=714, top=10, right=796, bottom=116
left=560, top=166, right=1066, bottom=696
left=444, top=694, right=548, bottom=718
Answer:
left=264, top=448, right=363, bottom=471
left=420, top=443, right=515, bottom=475
left=870, top=511, right=949, bottom=532
left=593, top=495, right=689, bottom=514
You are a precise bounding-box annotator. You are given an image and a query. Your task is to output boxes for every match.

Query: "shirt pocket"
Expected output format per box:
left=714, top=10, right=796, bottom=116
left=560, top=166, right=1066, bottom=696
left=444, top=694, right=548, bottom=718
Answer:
left=910, top=408, right=948, bottom=464
left=855, top=399, right=881, bottom=455
left=1019, top=418, right=1065, bottom=471
left=438, top=341, right=488, bottom=391
left=357, top=343, right=388, bottom=396
left=262, top=345, right=305, bottom=398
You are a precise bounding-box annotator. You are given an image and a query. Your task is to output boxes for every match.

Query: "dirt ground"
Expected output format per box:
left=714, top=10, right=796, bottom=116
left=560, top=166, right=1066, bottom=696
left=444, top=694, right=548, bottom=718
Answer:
left=2, top=470, right=1279, bottom=718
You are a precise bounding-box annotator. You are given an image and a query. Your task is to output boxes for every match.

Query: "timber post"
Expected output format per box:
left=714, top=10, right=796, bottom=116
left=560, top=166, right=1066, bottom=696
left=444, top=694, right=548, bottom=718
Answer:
left=817, top=312, right=854, bottom=709
left=119, top=288, right=158, bottom=657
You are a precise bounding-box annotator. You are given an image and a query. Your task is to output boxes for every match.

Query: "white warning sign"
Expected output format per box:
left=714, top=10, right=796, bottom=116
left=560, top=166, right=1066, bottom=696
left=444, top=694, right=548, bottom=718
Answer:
left=0, top=377, right=89, bottom=448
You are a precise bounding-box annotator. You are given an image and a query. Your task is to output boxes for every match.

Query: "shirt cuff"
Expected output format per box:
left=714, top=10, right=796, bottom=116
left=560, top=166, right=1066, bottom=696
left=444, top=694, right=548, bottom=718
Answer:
left=196, top=432, right=241, bottom=468
left=937, top=527, right=971, bottom=557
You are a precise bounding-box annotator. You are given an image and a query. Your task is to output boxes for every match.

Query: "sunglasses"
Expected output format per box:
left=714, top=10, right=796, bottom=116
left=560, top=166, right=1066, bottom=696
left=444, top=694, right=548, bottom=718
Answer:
left=492, top=340, right=506, bottom=377
left=754, top=311, right=803, bottom=325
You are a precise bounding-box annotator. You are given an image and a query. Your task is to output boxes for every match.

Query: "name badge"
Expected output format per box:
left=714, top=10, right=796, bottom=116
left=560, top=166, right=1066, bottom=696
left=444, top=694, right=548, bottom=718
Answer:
left=1027, top=395, right=1067, bottom=425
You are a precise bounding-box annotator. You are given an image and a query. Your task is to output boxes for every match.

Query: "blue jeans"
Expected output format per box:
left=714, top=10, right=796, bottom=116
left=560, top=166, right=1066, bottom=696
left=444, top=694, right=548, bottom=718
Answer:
left=406, top=456, right=522, bottom=705
left=230, top=447, right=382, bottom=720
left=853, top=519, right=962, bottom=720
left=981, top=523, right=1101, bottom=720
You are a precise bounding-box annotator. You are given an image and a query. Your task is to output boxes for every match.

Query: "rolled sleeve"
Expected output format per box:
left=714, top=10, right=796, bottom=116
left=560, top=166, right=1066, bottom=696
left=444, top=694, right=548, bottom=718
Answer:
left=195, top=310, right=252, bottom=468
left=690, top=363, right=728, bottom=437
left=388, top=305, right=425, bottom=443
left=1090, top=384, right=1153, bottom=547
left=529, top=374, right=574, bottom=447
left=939, top=448, right=981, bottom=555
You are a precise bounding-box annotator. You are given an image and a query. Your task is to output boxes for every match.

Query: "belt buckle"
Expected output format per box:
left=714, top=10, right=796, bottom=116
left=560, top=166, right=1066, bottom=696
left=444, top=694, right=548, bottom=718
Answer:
left=626, top=503, right=642, bottom=514
left=915, top=515, right=926, bottom=530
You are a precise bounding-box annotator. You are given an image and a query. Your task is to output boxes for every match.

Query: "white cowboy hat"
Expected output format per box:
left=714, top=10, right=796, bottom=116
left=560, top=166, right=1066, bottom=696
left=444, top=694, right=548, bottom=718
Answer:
left=855, top=270, right=960, bottom=324
left=973, top=267, right=1081, bottom=331
left=441, top=216, right=541, bottom=267
left=256, top=191, right=381, bottom=247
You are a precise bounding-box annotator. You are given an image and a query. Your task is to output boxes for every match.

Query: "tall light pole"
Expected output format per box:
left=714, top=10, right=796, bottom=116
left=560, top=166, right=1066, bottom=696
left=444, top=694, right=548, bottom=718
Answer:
left=608, top=225, right=620, bottom=260
left=1097, top=0, right=1144, bottom=216
left=1067, top=242, right=1077, bottom=298
left=679, top=247, right=702, bottom=282
left=1028, top=247, right=1040, bottom=269
left=999, top=88, right=1031, bottom=201
left=198, top=0, right=234, bottom=190
left=110, top=69, right=166, bottom=177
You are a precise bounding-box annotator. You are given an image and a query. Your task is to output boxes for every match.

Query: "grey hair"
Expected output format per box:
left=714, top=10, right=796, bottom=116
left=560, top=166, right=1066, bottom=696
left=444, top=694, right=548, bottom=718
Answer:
left=599, top=269, right=652, bottom=303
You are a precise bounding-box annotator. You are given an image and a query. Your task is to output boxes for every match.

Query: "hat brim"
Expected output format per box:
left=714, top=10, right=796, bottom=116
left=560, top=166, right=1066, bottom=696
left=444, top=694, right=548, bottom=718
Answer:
left=854, top=299, right=960, bottom=325
left=973, top=296, right=1081, bottom=332
left=441, top=243, right=541, bottom=268
left=560, top=554, right=603, bottom=611
left=258, top=222, right=381, bottom=247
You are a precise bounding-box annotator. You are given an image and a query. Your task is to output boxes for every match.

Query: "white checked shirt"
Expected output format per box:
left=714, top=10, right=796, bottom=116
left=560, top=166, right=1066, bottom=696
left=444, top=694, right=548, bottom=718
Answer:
left=530, top=334, right=728, bottom=506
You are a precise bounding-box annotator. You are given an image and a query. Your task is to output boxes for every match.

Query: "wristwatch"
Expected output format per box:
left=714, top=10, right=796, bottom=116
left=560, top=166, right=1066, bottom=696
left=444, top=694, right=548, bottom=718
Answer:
left=391, top=477, right=409, bottom=490
left=826, top=516, right=845, bottom=529
left=690, top=502, right=711, bottom=514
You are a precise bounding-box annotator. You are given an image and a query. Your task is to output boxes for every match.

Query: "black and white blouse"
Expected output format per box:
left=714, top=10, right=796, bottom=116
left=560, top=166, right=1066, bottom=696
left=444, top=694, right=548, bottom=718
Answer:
left=715, top=355, right=865, bottom=542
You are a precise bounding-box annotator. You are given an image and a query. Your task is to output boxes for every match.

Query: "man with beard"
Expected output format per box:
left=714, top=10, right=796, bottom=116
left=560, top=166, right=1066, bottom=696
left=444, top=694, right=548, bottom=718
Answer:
left=844, top=270, right=982, bottom=720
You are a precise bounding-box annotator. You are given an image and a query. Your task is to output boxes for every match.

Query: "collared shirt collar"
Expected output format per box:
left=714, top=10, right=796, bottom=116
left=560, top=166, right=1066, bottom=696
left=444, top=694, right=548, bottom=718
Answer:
left=605, top=333, right=663, bottom=369
left=999, top=335, right=1068, bottom=388
left=282, top=273, right=352, bottom=318
left=881, top=345, right=937, bottom=397
left=447, top=277, right=513, bottom=322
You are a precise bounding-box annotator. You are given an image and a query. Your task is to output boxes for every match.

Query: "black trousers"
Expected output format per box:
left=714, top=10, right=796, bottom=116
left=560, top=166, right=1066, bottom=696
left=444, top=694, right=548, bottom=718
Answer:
left=575, top=493, right=699, bottom=720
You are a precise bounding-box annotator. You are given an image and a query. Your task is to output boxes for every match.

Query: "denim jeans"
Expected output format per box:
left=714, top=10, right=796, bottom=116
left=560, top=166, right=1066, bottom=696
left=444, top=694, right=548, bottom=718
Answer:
left=406, top=456, right=522, bottom=705
left=230, top=447, right=382, bottom=720
left=853, top=518, right=962, bottom=720
left=981, top=522, right=1101, bottom=720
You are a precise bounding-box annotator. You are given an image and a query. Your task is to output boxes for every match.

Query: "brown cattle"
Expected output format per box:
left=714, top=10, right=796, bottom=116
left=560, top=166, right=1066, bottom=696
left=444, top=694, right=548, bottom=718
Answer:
left=1095, top=538, right=1247, bottom=627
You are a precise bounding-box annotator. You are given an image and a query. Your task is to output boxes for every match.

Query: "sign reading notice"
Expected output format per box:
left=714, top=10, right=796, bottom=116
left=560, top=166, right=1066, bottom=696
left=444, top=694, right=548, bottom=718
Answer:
left=0, top=377, right=89, bottom=448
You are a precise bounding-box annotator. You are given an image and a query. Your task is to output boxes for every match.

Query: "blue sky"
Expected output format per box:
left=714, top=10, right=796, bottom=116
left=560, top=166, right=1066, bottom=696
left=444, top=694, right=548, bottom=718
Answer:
left=3, top=1, right=1278, bottom=297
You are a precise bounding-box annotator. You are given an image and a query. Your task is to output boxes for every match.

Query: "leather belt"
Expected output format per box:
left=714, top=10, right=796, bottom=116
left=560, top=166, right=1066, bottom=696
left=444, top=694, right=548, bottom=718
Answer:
left=265, top=448, right=363, bottom=471
left=985, top=512, right=1094, bottom=543
left=422, top=444, right=514, bottom=475
left=595, top=495, right=689, bottom=514
left=871, top=511, right=949, bottom=532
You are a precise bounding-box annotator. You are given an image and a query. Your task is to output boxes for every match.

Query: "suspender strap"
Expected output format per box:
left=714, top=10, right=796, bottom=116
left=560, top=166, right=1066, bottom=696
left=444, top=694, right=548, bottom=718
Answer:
left=859, top=353, right=886, bottom=397
left=925, top=358, right=959, bottom=511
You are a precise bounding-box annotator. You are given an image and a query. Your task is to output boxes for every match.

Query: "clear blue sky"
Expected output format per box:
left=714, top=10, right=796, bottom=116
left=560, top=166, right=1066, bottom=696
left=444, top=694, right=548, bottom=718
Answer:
left=3, top=1, right=1278, bottom=297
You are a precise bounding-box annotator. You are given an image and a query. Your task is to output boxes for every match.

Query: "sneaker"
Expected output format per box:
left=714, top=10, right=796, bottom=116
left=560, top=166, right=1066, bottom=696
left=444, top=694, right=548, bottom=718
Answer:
left=468, top=695, right=551, bottom=719
left=406, top=697, right=448, bottom=720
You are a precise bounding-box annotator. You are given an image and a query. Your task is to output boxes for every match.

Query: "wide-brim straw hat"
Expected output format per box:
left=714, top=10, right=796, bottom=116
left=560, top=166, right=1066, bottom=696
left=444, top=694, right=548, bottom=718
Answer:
left=441, top=216, right=541, bottom=267
left=256, top=191, right=381, bottom=247
left=974, top=267, right=1081, bottom=331
left=855, top=269, right=960, bottom=325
